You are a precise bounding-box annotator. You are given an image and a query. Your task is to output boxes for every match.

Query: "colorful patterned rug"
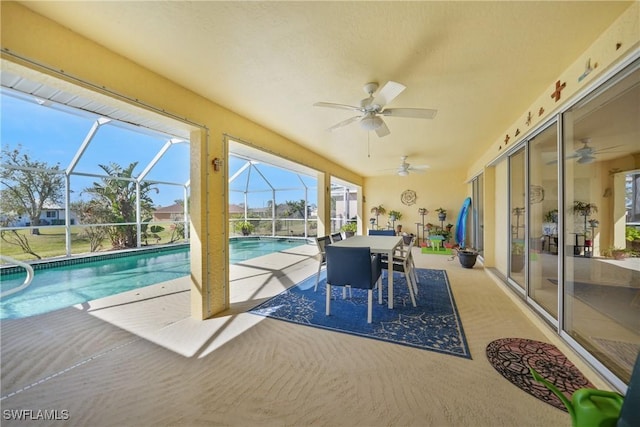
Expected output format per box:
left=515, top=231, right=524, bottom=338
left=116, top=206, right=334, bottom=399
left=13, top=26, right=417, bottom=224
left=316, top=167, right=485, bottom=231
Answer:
left=250, top=269, right=471, bottom=359
left=486, top=338, right=595, bottom=411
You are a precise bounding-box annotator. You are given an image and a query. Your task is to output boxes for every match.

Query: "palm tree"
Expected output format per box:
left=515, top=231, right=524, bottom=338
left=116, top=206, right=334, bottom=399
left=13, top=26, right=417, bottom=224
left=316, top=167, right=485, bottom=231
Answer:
left=84, top=162, right=158, bottom=248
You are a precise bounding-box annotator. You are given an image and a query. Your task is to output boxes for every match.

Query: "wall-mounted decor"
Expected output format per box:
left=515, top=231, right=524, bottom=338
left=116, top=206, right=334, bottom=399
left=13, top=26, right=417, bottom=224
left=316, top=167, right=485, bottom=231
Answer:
left=530, top=185, right=545, bottom=204
left=550, top=80, right=566, bottom=102
left=401, top=189, right=416, bottom=206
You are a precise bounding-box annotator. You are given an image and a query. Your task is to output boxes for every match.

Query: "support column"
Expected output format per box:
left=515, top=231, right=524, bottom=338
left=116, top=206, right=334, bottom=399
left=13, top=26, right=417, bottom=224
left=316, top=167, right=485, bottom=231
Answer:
left=317, top=172, right=330, bottom=237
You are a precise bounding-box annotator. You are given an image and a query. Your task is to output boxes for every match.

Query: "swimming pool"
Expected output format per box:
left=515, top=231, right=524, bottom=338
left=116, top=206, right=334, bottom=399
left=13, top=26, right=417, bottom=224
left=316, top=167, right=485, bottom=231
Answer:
left=229, top=237, right=309, bottom=263
left=0, top=238, right=308, bottom=319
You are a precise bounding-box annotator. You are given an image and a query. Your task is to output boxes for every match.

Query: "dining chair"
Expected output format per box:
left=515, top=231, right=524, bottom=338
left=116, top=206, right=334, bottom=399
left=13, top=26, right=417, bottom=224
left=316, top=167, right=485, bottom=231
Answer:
left=325, top=245, right=382, bottom=323
left=381, top=237, right=417, bottom=307
left=314, top=235, right=332, bottom=292
left=368, top=229, right=396, bottom=236
left=330, top=232, right=343, bottom=243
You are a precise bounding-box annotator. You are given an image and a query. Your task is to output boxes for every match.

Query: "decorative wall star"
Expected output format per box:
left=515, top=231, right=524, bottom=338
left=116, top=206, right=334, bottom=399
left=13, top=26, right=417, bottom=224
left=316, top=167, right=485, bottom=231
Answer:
left=550, top=80, right=566, bottom=102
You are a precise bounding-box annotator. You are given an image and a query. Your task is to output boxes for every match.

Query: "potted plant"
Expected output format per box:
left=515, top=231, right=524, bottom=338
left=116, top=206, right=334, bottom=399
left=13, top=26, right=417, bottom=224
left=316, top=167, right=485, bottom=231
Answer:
left=453, top=247, right=479, bottom=269
left=235, top=220, right=255, bottom=236
left=602, top=247, right=628, bottom=260
left=388, top=210, right=402, bottom=222
left=418, top=207, right=428, bottom=216
left=572, top=201, right=598, bottom=234
left=340, top=222, right=357, bottom=238
left=436, top=207, right=447, bottom=221
left=543, top=209, right=559, bottom=223
left=511, top=242, right=525, bottom=272
left=370, top=205, right=386, bottom=227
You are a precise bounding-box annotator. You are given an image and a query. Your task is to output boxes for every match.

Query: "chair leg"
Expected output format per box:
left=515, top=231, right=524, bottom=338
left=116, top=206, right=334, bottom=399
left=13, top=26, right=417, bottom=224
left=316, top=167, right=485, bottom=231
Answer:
left=378, top=276, right=383, bottom=304
left=314, top=262, right=323, bottom=292
left=406, top=272, right=417, bottom=307
left=367, top=289, right=373, bottom=323
left=326, top=283, right=331, bottom=316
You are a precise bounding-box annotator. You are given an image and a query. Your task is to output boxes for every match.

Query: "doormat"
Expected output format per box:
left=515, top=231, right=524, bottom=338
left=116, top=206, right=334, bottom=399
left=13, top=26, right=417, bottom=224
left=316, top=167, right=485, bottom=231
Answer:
left=486, top=337, right=594, bottom=411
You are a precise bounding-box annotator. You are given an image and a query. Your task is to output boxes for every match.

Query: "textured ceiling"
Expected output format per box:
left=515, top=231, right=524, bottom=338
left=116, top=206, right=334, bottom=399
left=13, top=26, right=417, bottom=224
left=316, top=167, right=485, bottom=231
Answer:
left=19, top=1, right=633, bottom=177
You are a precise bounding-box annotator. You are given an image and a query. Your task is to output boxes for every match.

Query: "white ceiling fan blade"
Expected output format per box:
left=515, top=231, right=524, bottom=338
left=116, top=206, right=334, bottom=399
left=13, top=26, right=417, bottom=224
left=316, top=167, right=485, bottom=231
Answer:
left=409, top=165, right=430, bottom=171
left=374, top=120, right=390, bottom=137
left=381, top=108, right=438, bottom=119
left=372, top=81, right=405, bottom=107
left=326, top=115, right=362, bottom=132
left=593, top=144, right=626, bottom=154
left=313, top=102, right=362, bottom=112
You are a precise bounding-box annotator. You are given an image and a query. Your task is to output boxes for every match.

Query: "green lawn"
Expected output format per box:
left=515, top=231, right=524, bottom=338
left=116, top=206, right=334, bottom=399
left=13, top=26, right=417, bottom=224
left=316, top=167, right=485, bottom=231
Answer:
left=0, top=224, right=184, bottom=262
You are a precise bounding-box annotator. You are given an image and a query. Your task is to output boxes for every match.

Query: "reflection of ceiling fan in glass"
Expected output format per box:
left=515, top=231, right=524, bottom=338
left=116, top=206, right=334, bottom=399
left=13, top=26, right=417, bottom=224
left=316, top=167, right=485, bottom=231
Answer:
left=313, top=81, right=437, bottom=137
left=548, top=137, right=624, bottom=164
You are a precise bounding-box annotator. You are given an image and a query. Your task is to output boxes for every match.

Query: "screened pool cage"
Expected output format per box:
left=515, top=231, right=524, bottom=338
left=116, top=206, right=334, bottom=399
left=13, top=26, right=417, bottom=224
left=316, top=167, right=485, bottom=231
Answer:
left=228, top=153, right=358, bottom=239
left=0, top=84, right=190, bottom=262
left=228, top=154, right=317, bottom=238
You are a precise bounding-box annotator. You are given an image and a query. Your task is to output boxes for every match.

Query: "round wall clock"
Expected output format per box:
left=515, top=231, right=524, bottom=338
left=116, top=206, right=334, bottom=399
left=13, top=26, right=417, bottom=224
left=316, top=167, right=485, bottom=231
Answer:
left=401, top=189, right=417, bottom=206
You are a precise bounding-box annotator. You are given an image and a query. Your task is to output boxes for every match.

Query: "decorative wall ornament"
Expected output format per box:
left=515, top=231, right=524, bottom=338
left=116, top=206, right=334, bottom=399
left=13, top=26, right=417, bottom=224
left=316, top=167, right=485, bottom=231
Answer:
left=530, top=185, right=545, bottom=204
left=538, top=107, right=545, bottom=116
left=401, top=189, right=417, bottom=206
left=504, top=134, right=510, bottom=144
left=526, top=111, right=532, bottom=126
left=550, top=80, right=566, bottom=102
left=578, top=58, right=598, bottom=82
left=515, top=128, right=521, bottom=137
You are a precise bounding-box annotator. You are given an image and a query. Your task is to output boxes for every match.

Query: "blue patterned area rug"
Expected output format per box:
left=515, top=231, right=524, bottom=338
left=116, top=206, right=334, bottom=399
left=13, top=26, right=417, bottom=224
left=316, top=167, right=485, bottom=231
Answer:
left=250, top=268, right=471, bottom=359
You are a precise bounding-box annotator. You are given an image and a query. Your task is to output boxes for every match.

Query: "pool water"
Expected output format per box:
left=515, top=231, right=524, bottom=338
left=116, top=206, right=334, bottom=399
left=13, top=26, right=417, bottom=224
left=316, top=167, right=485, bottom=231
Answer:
left=0, top=247, right=190, bottom=320
left=229, top=237, right=307, bottom=263
left=0, top=238, right=308, bottom=319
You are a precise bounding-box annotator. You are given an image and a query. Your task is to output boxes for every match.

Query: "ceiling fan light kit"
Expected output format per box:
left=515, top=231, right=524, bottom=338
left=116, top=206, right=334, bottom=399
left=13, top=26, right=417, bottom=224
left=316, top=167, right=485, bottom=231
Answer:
left=360, top=114, right=383, bottom=131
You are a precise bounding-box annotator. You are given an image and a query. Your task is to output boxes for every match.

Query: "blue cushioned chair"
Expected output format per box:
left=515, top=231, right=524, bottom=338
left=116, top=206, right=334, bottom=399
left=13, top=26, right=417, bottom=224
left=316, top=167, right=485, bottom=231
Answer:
left=325, top=245, right=382, bottom=323
left=314, top=236, right=332, bottom=292
left=330, top=232, right=343, bottom=243
left=368, top=229, right=396, bottom=236
left=529, top=351, right=639, bottom=427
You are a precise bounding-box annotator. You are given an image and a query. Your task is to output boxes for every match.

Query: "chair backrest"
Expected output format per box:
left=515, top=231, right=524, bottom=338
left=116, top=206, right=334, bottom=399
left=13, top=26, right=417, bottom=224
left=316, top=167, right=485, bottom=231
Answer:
left=618, top=352, right=640, bottom=427
left=325, top=245, right=379, bottom=290
left=330, top=232, right=343, bottom=243
left=315, top=236, right=332, bottom=261
left=368, top=229, right=395, bottom=236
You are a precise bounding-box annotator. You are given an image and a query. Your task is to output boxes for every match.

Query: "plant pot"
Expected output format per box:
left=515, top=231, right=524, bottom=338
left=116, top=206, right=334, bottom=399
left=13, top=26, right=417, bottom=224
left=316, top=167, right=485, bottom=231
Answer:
left=612, top=250, right=627, bottom=260
left=458, top=251, right=478, bottom=269
left=438, top=213, right=446, bottom=221
left=344, top=231, right=355, bottom=238
left=511, top=255, right=524, bottom=273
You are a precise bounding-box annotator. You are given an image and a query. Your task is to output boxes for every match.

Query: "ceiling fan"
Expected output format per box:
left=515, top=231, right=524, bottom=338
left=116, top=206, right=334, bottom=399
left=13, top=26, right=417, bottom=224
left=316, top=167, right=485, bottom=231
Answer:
left=313, top=81, right=437, bottom=137
left=394, top=156, right=430, bottom=176
left=549, top=138, right=624, bottom=164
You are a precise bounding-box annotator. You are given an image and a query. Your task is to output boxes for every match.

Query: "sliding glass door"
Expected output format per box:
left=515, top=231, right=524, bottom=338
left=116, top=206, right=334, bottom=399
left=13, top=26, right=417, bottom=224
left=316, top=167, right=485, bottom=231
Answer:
left=562, top=64, right=640, bottom=383
left=527, top=124, right=559, bottom=319
left=509, top=148, right=526, bottom=289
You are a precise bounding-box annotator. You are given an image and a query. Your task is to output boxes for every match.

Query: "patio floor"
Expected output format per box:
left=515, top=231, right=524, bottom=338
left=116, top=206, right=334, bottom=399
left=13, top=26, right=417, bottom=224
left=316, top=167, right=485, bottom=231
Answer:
left=0, top=242, right=607, bottom=426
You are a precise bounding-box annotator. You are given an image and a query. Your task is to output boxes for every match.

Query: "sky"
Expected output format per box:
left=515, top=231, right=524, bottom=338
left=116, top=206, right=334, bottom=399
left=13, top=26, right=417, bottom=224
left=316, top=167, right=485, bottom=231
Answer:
left=1, top=90, right=318, bottom=209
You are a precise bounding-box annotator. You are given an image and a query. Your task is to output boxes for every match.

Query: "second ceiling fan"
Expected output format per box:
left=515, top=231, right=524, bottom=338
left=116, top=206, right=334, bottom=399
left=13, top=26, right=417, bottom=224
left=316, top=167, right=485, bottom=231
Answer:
left=314, top=81, right=437, bottom=137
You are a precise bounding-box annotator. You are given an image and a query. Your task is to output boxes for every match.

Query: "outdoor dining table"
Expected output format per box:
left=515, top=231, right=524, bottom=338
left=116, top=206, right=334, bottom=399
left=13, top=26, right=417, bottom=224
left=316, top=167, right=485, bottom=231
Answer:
left=330, top=235, right=403, bottom=309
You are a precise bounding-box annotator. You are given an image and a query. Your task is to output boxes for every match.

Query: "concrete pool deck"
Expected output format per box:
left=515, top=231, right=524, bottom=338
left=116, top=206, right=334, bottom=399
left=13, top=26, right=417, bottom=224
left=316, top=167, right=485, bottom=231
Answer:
left=0, top=242, right=607, bottom=426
